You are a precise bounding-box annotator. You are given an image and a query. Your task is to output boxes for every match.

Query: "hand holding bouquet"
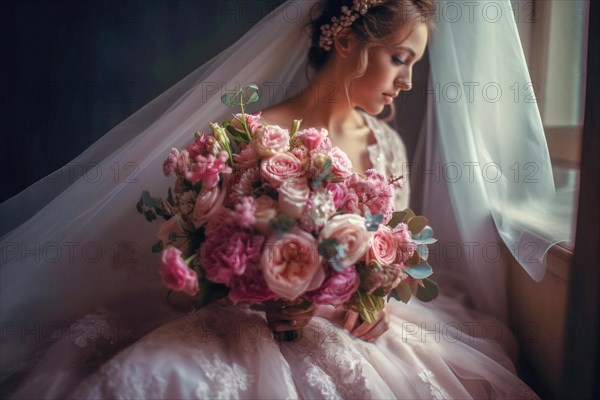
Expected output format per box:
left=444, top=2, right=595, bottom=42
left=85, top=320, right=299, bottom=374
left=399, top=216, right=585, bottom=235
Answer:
left=137, top=85, right=438, bottom=340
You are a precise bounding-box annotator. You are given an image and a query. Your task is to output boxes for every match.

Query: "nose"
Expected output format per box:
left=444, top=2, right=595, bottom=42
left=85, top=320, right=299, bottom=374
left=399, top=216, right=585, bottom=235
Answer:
left=395, top=68, right=413, bottom=91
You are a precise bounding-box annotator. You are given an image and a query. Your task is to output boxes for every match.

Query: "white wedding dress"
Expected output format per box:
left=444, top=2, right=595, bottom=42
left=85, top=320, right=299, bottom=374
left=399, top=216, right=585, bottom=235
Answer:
left=8, top=112, right=539, bottom=399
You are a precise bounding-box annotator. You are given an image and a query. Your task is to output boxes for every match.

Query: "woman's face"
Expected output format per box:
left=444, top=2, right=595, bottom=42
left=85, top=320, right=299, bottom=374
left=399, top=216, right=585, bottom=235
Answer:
left=348, top=22, right=428, bottom=115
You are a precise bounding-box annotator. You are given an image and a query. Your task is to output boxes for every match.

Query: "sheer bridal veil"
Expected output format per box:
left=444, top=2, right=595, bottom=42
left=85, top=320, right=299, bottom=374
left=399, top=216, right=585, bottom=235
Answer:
left=0, top=0, right=559, bottom=375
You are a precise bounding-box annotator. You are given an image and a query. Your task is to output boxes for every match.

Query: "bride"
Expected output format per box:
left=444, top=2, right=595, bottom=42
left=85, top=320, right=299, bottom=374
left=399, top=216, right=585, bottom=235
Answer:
left=1, top=0, right=545, bottom=398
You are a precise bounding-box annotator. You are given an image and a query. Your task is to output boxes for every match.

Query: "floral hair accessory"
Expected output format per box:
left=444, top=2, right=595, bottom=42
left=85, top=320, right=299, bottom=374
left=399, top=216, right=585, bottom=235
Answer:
left=318, top=0, right=386, bottom=51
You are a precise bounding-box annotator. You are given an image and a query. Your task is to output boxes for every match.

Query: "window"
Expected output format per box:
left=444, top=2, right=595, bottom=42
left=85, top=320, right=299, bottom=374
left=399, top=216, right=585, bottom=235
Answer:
left=512, top=0, right=589, bottom=249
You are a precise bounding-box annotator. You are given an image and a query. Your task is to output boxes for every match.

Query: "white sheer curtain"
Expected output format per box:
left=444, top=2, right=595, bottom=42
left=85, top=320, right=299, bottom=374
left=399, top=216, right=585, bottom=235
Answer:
left=414, top=0, right=563, bottom=321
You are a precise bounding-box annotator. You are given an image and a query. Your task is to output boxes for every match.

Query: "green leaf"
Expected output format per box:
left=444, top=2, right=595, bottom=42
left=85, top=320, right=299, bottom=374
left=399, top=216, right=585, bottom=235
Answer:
left=404, top=262, right=433, bottom=279
left=416, top=278, right=439, bottom=302
left=416, top=225, right=434, bottom=239
left=387, top=208, right=415, bottom=228
left=412, top=237, right=437, bottom=245
left=290, top=119, right=302, bottom=136
left=408, top=216, right=428, bottom=235
left=248, top=92, right=259, bottom=104
left=405, top=250, right=420, bottom=266
left=151, top=240, right=164, bottom=253
left=141, top=190, right=161, bottom=208
left=136, top=199, right=144, bottom=214
left=144, top=210, right=156, bottom=222
left=221, top=94, right=232, bottom=106
left=247, top=84, right=258, bottom=90
left=416, top=244, right=429, bottom=260
left=395, top=282, right=413, bottom=304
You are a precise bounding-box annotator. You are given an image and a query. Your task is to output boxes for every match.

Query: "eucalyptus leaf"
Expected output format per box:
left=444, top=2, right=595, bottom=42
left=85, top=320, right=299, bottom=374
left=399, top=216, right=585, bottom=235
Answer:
left=412, top=237, right=437, bottom=245
left=404, top=262, right=433, bottom=279
left=394, top=282, right=412, bottom=304
left=248, top=92, right=259, bottom=104
left=405, top=250, right=420, bottom=266
left=416, top=244, right=429, bottom=260
left=408, top=216, right=428, bottom=235
left=417, top=225, right=434, bottom=239
left=416, top=278, right=439, bottom=302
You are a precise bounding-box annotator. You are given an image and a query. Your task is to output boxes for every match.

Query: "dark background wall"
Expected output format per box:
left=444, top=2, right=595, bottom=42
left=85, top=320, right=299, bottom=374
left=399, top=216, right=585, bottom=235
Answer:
left=0, top=0, right=286, bottom=202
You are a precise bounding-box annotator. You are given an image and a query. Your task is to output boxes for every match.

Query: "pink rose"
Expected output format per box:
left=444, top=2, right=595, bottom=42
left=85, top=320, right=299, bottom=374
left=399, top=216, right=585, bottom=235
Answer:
left=319, top=214, right=370, bottom=269
left=160, top=247, right=199, bottom=296
left=308, top=269, right=359, bottom=306
left=392, top=223, right=417, bottom=263
left=200, top=227, right=264, bottom=286
left=294, top=127, right=332, bottom=152
left=329, top=147, right=353, bottom=178
left=278, top=178, right=309, bottom=219
left=254, top=195, right=278, bottom=235
left=260, top=228, right=325, bottom=300
left=369, top=225, right=397, bottom=266
left=260, top=152, right=304, bottom=188
left=157, top=214, right=195, bottom=248
left=192, top=186, right=226, bottom=228
left=252, top=125, right=290, bottom=157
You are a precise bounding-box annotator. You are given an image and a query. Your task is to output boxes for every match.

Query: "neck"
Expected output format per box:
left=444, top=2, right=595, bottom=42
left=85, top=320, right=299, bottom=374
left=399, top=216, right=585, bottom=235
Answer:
left=288, top=61, right=363, bottom=136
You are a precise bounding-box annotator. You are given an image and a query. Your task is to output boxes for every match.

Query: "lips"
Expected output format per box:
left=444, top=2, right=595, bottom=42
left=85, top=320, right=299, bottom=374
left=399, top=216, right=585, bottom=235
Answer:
left=383, top=93, right=396, bottom=104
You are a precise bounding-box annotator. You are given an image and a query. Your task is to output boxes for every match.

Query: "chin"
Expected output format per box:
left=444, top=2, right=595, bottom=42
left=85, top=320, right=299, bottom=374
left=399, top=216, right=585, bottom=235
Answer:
left=360, top=103, right=385, bottom=116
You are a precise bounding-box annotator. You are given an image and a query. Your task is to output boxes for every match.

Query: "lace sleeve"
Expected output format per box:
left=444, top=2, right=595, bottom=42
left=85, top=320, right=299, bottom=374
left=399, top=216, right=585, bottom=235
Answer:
left=363, top=112, right=411, bottom=211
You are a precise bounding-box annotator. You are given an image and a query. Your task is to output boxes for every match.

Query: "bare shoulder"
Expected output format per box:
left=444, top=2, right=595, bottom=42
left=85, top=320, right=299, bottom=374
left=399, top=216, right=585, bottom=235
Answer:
left=258, top=102, right=300, bottom=128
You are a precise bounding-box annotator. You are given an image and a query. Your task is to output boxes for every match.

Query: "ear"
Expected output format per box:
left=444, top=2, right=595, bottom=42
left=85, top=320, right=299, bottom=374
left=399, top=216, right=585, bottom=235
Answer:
left=333, top=28, right=357, bottom=58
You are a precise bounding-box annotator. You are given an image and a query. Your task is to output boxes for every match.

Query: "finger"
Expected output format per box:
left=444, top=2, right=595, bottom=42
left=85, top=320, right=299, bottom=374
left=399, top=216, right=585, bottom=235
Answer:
left=343, top=310, right=359, bottom=331
left=351, top=319, right=375, bottom=338
left=359, top=314, right=390, bottom=341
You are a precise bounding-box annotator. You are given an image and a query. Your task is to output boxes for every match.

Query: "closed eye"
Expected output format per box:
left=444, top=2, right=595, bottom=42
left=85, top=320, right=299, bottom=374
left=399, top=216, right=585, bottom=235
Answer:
left=392, top=55, right=405, bottom=66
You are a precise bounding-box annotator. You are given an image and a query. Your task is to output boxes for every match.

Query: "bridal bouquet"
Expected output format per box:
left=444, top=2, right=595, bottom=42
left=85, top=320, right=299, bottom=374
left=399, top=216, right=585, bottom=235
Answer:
left=137, top=85, right=438, bottom=335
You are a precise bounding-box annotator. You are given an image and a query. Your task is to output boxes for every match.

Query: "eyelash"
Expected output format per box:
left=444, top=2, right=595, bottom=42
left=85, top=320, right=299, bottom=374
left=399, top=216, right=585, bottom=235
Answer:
left=392, top=56, right=405, bottom=66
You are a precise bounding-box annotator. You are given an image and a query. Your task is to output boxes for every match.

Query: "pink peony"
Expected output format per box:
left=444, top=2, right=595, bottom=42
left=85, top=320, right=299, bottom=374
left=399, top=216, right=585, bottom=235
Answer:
left=160, top=247, right=199, bottom=296
left=260, top=228, right=325, bottom=300
left=157, top=214, right=195, bottom=248
left=260, top=152, right=304, bottom=188
left=192, top=186, right=226, bottom=228
left=326, top=183, right=349, bottom=210
left=205, top=206, right=233, bottom=236
left=233, top=145, right=260, bottom=168
left=369, top=225, right=398, bottom=266
left=252, top=125, right=290, bottom=156
left=229, top=262, right=277, bottom=304
left=277, top=178, right=310, bottom=220
left=307, top=269, right=359, bottom=306
left=392, top=223, right=417, bottom=263
left=185, top=151, right=232, bottom=188
left=200, top=227, right=264, bottom=286
left=319, top=214, right=370, bottom=269
left=329, top=147, right=353, bottom=178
